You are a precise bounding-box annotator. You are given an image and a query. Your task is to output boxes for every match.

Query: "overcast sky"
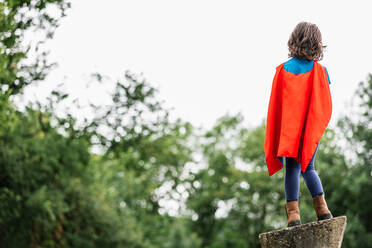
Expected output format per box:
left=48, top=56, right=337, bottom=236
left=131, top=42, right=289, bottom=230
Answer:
left=22, top=0, right=372, bottom=131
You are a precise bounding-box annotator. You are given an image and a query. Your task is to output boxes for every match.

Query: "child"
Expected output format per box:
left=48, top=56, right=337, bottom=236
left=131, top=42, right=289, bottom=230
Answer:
left=264, top=22, right=333, bottom=227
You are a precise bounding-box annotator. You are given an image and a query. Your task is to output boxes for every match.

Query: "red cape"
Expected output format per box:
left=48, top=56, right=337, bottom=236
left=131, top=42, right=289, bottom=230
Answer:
left=264, top=61, right=332, bottom=176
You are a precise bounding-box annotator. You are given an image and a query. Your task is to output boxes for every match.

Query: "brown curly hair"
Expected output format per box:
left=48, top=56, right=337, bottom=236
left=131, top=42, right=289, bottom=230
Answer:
left=287, top=22, right=326, bottom=61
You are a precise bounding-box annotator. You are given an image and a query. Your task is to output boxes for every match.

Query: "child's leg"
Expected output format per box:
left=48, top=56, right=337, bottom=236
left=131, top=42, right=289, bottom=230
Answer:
left=284, top=157, right=301, bottom=202
left=301, top=144, right=324, bottom=197
left=301, top=144, right=332, bottom=220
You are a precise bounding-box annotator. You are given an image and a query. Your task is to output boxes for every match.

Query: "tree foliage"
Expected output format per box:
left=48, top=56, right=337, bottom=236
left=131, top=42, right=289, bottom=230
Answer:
left=0, top=0, right=71, bottom=94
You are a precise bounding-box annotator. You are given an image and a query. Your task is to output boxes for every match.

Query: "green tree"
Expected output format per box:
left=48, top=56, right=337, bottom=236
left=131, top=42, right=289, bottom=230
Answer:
left=0, top=93, right=97, bottom=246
left=334, top=74, right=372, bottom=248
left=0, top=0, right=71, bottom=95
left=87, top=71, right=202, bottom=247
left=184, top=114, right=286, bottom=248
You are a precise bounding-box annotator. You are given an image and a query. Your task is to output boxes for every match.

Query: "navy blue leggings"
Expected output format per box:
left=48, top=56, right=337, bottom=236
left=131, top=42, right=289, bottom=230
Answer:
left=284, top=144, right=324, bottom=202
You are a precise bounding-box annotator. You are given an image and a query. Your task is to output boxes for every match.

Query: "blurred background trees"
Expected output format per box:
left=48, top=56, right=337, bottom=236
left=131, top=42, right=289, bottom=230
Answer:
left=0, top=0, right=371, bottom=247
left=0, top=0, right=70, bottom=95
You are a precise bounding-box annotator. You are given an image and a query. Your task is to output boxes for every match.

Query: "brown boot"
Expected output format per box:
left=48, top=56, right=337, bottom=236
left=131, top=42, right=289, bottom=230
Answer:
left=285, top=201, right=301, bottom=227
left=312, top=194, right=333, bottom=221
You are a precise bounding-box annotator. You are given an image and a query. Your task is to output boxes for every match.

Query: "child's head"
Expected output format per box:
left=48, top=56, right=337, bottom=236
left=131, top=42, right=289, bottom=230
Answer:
left=287, top=22, right=326, bottom=61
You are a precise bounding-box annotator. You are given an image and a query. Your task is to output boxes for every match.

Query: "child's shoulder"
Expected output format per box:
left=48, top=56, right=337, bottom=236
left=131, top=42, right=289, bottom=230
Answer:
left=314, top=61, right=331, bottom=84
left=283, top=57, right=314, bottom=75
left=279, top=58, right=331, bottom=84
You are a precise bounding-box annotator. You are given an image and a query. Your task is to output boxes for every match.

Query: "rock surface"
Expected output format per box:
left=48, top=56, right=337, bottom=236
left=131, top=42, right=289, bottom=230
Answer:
left=259, top=216, right=347, bottom=248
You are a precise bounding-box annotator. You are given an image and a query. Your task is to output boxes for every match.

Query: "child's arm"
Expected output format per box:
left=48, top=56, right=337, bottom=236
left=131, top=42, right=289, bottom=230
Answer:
left=324, top=66, right=331, bottom=84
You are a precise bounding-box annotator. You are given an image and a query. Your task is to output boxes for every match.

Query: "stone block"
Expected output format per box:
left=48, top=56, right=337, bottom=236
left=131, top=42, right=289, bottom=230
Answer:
left=259, top=216, right=347, bottom=248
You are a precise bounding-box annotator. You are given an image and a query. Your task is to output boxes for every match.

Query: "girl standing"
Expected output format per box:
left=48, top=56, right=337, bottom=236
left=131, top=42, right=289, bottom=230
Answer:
left=264, top=22, right=333, bottom=227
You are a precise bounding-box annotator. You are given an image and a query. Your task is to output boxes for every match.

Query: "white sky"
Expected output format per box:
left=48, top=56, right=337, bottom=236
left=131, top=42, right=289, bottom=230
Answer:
left=22, top=0, right=372, bottom=131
